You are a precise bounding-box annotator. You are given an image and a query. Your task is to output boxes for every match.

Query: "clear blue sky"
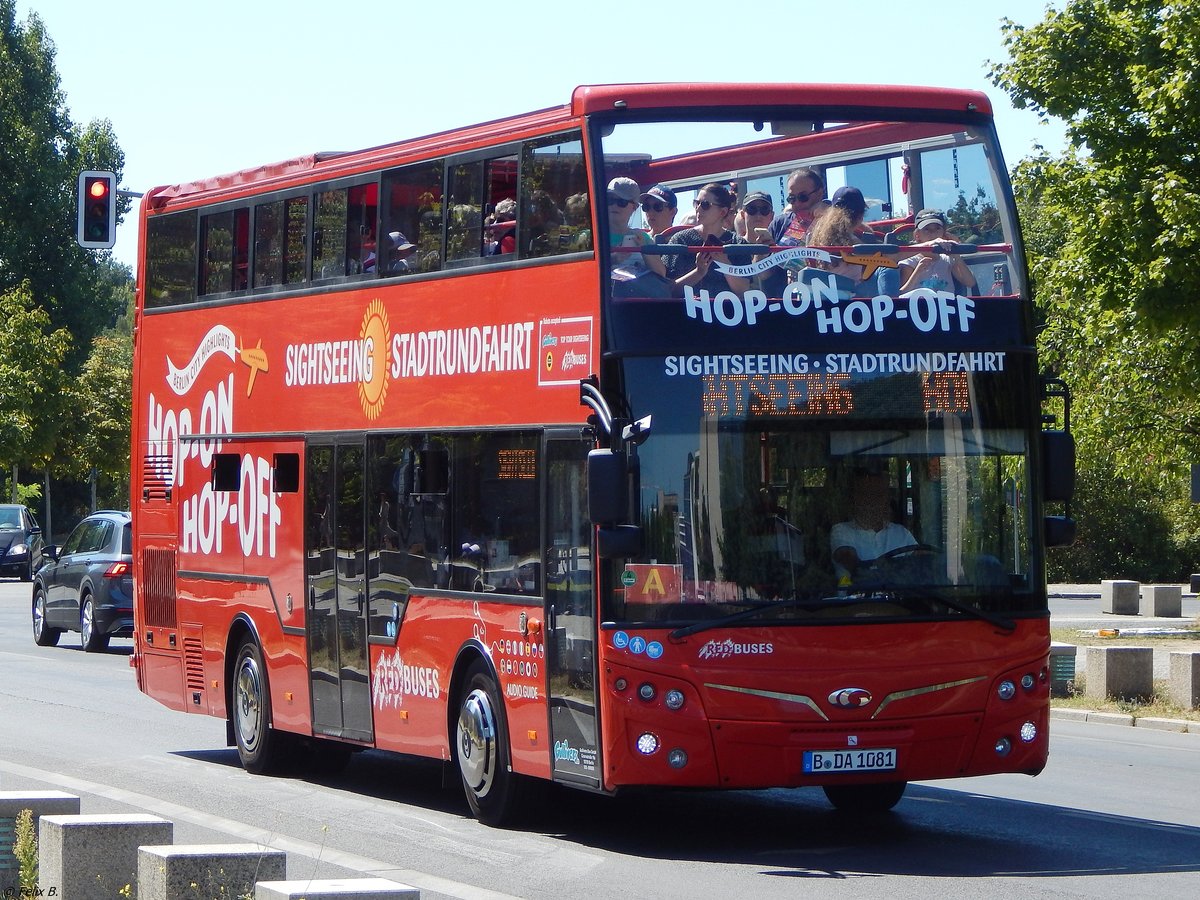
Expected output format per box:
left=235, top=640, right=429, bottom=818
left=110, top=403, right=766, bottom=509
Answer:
left=17, top=0, right=1067, bottom=273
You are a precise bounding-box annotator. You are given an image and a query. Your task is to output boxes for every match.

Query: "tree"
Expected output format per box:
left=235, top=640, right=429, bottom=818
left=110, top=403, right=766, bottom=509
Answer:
left=0, top=0, right=130, bottom=363
left=992, top=1, right=1200, bottom=579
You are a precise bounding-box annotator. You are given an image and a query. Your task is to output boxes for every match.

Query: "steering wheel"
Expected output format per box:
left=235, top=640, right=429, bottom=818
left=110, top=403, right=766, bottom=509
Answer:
left=876, top=543, right=937, bottom=561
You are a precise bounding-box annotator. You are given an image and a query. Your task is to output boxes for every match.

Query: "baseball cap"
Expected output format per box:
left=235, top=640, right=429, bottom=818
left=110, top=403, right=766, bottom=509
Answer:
left=607, top=177, right=641, bottom=203
left=388, top=231, right=415, bottom=252
left=915, top=208, right=947, bottom=230
left=832, top=186, right=867, bottom=216
left=741, top=190, right=773, bottom=210
left=639, top=183, right=678, bottom=208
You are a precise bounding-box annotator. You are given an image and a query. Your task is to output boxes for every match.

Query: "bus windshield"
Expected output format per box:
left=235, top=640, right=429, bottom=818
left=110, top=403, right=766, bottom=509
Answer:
left=610, top=357, right=1041, bottom=625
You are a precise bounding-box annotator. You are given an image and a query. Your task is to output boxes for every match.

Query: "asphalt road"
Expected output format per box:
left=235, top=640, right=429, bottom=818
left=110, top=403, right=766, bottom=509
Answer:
left=2, top=580, right=1198, bottom=899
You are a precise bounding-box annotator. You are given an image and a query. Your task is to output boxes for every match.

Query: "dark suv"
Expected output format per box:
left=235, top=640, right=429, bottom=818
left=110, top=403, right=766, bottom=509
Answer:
left=32, top=510, right=133, bottom=652
left=0, top=504, right=45, bottom=581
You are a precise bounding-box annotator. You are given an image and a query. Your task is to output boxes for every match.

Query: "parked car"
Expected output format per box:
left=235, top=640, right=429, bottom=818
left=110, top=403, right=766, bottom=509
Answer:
left=32, top=510, right=133, bottom=652
left=0, top=503, right=45, bottom=581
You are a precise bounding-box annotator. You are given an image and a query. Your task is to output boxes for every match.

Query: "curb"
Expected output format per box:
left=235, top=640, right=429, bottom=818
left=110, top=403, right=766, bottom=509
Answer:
left=1050, top=706, right=1197, bottom=733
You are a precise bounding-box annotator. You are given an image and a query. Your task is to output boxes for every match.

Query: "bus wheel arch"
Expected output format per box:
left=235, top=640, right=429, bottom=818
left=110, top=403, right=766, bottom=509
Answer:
left=449, top=647, right=528, bottom=826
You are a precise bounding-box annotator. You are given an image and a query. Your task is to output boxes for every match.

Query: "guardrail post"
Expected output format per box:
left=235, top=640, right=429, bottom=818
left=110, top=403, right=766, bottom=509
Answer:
left=1140, top=584, right=1183, bottom=617
left=1100, top=579, right=1140, bottom=615
left=256, top=878, right=421, bottom=899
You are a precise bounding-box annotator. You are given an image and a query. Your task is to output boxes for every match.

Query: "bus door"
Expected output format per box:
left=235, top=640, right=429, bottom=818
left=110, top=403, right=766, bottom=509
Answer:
left=305, top=441, right=374, bottom=742
left=544, top=434, right=601, bottom=787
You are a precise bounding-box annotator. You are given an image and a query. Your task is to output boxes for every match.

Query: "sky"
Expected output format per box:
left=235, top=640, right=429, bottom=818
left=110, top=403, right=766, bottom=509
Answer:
left=16, top=0, right=1068, bottom=274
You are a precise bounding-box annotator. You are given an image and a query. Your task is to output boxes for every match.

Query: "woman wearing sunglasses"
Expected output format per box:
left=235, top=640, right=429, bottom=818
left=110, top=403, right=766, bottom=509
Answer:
left=665, top=183, right=750, bottom=295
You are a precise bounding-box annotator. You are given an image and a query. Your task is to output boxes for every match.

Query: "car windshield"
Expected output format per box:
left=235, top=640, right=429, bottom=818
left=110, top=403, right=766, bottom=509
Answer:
left=0, top=509, right=21, bottom=529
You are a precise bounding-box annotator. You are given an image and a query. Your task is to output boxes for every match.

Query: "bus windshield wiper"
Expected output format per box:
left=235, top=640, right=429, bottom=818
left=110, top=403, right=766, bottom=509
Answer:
left=903, top=587, right=1017, bottom=633
left=669, top=598, right=819, bottom=640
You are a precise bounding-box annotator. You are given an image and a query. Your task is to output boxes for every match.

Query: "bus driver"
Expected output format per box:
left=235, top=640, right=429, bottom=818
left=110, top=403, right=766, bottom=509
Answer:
left=831, top=469, right=918, bottom=580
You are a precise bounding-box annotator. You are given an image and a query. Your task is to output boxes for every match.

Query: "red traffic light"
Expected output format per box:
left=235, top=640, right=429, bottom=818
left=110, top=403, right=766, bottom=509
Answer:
left=76, top=170, right=117, bottom=249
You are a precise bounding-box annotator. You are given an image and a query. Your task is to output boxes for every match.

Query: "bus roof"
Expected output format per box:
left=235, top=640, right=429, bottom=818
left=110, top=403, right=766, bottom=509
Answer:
left=144, top=82, right=993, bottom=210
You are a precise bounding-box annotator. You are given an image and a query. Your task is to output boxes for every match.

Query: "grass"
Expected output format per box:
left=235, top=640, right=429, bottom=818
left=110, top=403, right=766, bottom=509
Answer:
left=1050, top=624, right=1200, bottom=722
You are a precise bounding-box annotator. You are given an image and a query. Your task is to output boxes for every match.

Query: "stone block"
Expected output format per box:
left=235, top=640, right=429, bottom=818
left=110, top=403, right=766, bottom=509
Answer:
left=39, top=813, right=172, bottom=899
left=1169, top=651, right=1200, bottom=709
left=0, top=792, right=80, bottom=896
left=256, top=878, right=421, bottom=900
left=139, top=844, right=286, bottom=900
left=1049, top=642, right=1077, bottom=697
left=1101, top=579, right=1140, bottom=615
left=1085, top=646, right=1153, bottom=701
left=1140, top=584, right=1182, bottom=617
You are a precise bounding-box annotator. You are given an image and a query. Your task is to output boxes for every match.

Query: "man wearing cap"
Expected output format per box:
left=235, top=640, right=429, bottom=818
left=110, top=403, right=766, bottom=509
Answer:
left=608, top=177, right=666, bottom=286
left=738, top=190, right=788, bottom=297
left=899, top=208, right=977, bottom=294
left=385, top=231, right=417, bottom=274
left=639, top=183, right=678, bottom=239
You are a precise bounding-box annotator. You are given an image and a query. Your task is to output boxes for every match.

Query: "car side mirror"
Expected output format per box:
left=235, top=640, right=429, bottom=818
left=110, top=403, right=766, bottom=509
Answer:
left=44, top=544, right=59, bottom=561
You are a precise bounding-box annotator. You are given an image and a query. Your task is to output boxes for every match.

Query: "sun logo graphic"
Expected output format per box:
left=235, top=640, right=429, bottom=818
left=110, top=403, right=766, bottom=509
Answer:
left=358, top=299, right=391, bottom=420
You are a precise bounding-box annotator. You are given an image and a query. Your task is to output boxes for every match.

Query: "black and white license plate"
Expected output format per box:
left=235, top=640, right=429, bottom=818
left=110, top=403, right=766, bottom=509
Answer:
left=803, top=748, right=897, bottom=774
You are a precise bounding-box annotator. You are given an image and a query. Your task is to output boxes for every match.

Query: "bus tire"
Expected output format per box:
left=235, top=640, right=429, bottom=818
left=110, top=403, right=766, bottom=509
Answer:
left=232, top=638, right=290, bottom=775
left=822, top=781, right=907, bottom=813
left=455, top=659, right=528, bottom=826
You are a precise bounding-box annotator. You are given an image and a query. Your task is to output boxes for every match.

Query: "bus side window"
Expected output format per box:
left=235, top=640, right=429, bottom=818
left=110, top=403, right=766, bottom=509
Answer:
left=381, top=159, right=445, bottom=276
left=520, top=132, right=590, bottom=259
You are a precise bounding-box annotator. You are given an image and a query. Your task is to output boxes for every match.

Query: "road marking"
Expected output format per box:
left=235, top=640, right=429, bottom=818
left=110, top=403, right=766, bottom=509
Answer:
left=0, top=758, right=523, bottom=900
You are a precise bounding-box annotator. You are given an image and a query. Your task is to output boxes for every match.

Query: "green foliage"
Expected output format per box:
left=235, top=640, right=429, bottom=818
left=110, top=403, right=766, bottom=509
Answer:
left=994, top=1, right=1200, bottom=580
left=14, top=807, right=37, bottom=897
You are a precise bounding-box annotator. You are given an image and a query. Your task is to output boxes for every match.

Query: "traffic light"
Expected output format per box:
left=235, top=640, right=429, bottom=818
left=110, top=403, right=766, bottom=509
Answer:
left=77, top=170, right=117, bottom=249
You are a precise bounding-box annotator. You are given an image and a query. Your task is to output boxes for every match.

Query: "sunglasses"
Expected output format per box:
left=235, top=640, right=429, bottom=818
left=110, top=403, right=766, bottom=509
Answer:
left=642, top=201, right=666, bottom=213
left=786, top=191, right=819, bottom=204
left=693, top=199, right=728, bottom=211
left=608, top=198, right=635, bottom=209
left=744, top=204, right=773, bottom=216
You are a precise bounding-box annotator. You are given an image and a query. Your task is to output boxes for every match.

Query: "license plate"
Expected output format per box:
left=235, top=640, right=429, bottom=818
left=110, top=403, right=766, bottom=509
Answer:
left=803, top=748, right=897, bottom=774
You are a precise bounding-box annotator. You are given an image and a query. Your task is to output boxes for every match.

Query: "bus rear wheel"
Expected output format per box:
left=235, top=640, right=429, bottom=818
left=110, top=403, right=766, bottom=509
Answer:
left=455, top=660, right=528, bottom=826
left=232, top=639, right=291, bottom=774
left=822, top=781, right=907, bottom=812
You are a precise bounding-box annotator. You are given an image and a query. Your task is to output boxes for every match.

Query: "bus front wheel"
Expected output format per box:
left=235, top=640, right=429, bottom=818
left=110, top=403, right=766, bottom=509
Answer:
left=232, top=639, right=290, bottom=774
left=822, top=781, right=907, bottom=812
left=454, top=660, right=528, bottom=826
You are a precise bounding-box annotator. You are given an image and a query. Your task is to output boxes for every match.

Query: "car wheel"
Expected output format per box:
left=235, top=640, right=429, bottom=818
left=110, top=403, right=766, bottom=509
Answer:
left=33, top=587, right=61, bottom=647
left=80, top=595, right=110, bottom=652
left=455, top=659, right=530, bottom=826
left=232, top=638, right=292, bottom=774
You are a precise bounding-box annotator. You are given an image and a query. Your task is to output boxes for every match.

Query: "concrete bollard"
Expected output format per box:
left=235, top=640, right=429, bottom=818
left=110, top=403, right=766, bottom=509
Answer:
left=1169, top=651, right=1200, bottom=709
left=1140, top=584, right=1183, bottom=617
left=1101, top=579, right=1140, bottom=615
left=40, top=813, right=173, bottom=899
left=256, top=878, right=421, bottom=899
left=1085, top=646, right=1154, bottom=701
left=138, top=844, right=286, bottom=900
left=0, top=792, right=80, bottom=896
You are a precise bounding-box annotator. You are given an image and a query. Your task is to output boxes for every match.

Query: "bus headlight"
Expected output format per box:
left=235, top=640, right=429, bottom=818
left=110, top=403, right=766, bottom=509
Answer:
left=664, top=689, right=685, bottom=710
left=636, top=732, right=660, bottom=755
left=997, top=680, right=1016, bottom=700
left=994, top=737, right=1011, bottom=756
left=667, top=748, right=688, bottom=768
left=1020, top=721, right=1038, bottom=743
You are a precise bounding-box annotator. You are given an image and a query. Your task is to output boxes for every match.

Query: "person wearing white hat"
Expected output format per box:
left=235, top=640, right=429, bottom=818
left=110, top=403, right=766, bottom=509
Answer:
left=607, top=177, right=666, bottom=281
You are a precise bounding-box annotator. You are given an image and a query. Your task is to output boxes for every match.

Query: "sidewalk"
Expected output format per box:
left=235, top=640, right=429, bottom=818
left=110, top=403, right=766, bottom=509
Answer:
left=1047, top=583, right=1200, bottom=734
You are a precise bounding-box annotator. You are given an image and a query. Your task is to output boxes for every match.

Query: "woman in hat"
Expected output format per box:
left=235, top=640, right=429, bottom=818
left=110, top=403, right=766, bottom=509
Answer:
left=898, top=208, right=977, bottom=294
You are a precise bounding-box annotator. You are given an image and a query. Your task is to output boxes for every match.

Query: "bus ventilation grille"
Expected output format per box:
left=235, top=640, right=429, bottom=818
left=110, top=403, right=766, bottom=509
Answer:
left=184, top=637, right=205, bottom=693
left=142, top=547, right=179, bottom=628
left=142, top=453, right=173, bottom=502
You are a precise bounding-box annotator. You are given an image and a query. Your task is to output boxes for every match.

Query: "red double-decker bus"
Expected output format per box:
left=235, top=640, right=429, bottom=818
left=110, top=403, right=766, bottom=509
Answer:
left=130, top=83, right=1075, bottom=825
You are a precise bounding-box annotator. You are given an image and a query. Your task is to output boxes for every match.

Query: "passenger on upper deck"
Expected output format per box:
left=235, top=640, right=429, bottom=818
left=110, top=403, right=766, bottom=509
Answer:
left=607, top=177, right=667, bottom=285
left=737, top=191, right=787, bottom=298
left=769, top=167, right=827, bottom=249
left=804, top=186, right=878, bottom=288
left=639, top=183, right=678, bottom=239
left=664, top=183, right=750, bottom=295
left=899, top=208, right=978, bottom=294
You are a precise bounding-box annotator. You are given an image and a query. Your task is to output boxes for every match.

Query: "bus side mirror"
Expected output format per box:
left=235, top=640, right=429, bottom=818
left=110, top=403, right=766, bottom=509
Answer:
left=1042, top=430, right=1075, bottom=504
left=587, top=448, right=643, bottom=558
left=1044, top=515, right=1076, bottom=548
